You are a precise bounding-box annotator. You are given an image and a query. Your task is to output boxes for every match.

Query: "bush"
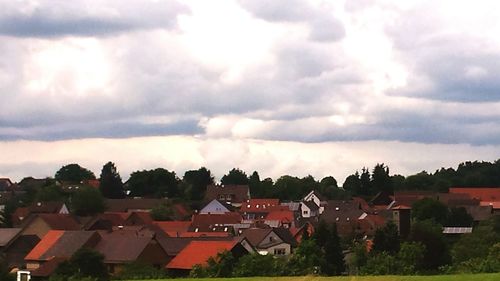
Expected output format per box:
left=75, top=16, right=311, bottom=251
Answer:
left=113, top=262, right=166, bottom=280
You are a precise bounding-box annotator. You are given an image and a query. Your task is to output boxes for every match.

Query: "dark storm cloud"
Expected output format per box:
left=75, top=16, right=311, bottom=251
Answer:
left=0, top=0, right=189, bottom=38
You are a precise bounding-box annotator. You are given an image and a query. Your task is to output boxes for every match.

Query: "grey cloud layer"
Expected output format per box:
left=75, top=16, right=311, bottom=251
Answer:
left=1, top=0, right=500, bottom=146
left=0, top=0, right=189, bottom=37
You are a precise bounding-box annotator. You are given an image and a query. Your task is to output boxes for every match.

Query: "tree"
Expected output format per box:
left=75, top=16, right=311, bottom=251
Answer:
left=323, top=223, right=345, bottom=275
left=221, top=168, right=249, bottom=185
left=411, top=198, right=449, bottom=225
left=446, top=207, right=473, bottom=227
left=55, top=164, right=96, bottom=183
left=372, top=163, right=393, bottom=194
left=35, top=184, right=65, bottom=202
left=150, top=203, right=174, bottom=221
left=372, top=221, right=400, bottom=254
left=190, top=250, right=236, bottom=278
left=128, top=168, right=179, bottom=198
left=55, top=248, right=108, bottom=281
left=233, top=253, right=279, bottom=277
left=287, top=239, right=324, bottom=275
left=343, top=172, right=362, bottom=196
left=99, top=162, right=125, bottom=199
left=71, top=186, right=105, bottom=216
left=248, top=171, right=262, bottom=198
left=396, top=242, right=425, bottom=274
left=183, top=167, right=214, bottom=201
left=409, top=220, right=450, bottom=271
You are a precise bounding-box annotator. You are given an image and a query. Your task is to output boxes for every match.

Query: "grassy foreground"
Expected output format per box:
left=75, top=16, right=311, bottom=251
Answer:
left=128, top=273, right=500, bottom=281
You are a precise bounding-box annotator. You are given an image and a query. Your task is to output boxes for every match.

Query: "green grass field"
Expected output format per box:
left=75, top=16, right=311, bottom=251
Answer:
left=128, top=273, right=500, bottom=281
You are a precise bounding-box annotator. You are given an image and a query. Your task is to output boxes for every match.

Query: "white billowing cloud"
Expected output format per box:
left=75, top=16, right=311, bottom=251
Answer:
left=1, top=136, right=500, bottom=184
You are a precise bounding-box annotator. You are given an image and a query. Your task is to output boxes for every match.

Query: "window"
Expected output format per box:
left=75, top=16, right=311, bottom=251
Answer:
left=303, top=210, right=309, bottom=215
left=274, top=248, right=286, bottom=255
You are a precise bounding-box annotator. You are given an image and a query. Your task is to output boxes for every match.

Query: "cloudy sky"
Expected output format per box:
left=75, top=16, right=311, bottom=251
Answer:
left=1, top=0, right=500, bottom=183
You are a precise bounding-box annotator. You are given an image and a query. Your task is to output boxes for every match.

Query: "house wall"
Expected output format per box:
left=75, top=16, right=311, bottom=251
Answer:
left=20, top=218, right=51, bottom=239
left=261, top=242, right=291, bottom=256
left=258, top=232, right=284, bottom=248
left=200, top=200, right=229, bottom=214
left=137, top=240, right=169, bottom=267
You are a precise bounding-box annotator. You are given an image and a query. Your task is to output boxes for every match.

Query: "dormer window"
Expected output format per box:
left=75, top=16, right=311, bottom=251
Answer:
left=194, top=228, right=199, bottom=232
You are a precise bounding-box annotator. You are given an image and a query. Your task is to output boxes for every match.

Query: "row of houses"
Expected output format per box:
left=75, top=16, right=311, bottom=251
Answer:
left=1, top=178, right=500, bottom=279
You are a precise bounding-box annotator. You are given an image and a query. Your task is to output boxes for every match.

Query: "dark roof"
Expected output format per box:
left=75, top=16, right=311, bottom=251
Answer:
left=241, top=228, right=273, bottom=247
left=241, top=199, right=279, bottom=213
left=106, top=198, right=169, bottom=212
left=37, top=214, right=81, bottom=230
left=25, top=230, right=98, bottom=261
left=321, top=200, right=365, bottom=225
left=29, top=201, right=65, bottom=213
left=273, top=227, right=298, bottom=247
left=370, top=191, right=394, bottom=206
left=463, top=205, right=493, bottom=221
left=394, top=191, right=435, bottom=206
left=437, top=193, right=479, bottom=206
left=0, top=228, right=22, bottom=247
left=205, top=184, right=250, bottom=203
left=94, top=230, right=153, bottom=263
left=0, top=178, right=14, bottom=191
left=302, top=200, right=319, bottom=212
left=191, top=213, right=242, bottom=228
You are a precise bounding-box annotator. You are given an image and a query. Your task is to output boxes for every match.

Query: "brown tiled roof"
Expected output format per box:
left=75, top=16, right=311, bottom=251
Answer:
left=25, top=230, right=99, bottom=261
left=320, top=200, right=365, bottom=225
left=205, top=184, right=250, bottom=203
left=449, top=187, right=500, bottom=202
left=437, top=193, right=479, bottom=206
left=191, top=213, right=242, bottom=228
left=464, top=205, right=493, bottom=221
left=94, top=231, right=153, bottom=263
left=153, top=221, right=191, bottom=236
left=273, top=227, right=298, bottom=247
left=241, top=228, right=273, bottom=247
left=37, top=214, right=81, bottom=230
left=29, top=201, right=65, bottom=213
left=394, top=191, right=435, bottom=206
left=241, top=199, right=280, bottom=213
left=0, top=228, right=22, bottom=247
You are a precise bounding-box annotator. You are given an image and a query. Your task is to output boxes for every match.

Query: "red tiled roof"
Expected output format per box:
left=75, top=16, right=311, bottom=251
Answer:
left=240, top=199, right=279, bottom=212
left=265, top=210, right=294, bottom=222
left=179, top=232, right=231, bottom=238
left=480, top=201, right=500, bottom=209
left=25, top=230, right=64, bottom=260
left=166, top=240, right=238, bottom=270
left=38, top=214, right=81, bottom=230
left=153, top=221, right=191, bottom=236
left=449, top=188, right=500, bottom=202
left=191, top=213, right=242, bottom=226
left=84, top=179, right=100, bottom=188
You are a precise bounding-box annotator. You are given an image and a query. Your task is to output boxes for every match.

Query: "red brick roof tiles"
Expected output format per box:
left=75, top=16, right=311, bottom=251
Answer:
left=166, top=240, right=238, bottom=270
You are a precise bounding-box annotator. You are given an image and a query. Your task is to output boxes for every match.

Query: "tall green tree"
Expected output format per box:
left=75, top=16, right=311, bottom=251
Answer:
left=360, top=168, right=373, bottom=196
left=71, top=186, right=106, bottom=216
left=221, top=168, right=249, bottom=185
left=55, top=248, right=108, bottom=281
left=248, top=171, right=262, bottom=198
left=372, top=221, right=400, bottom=254
left=343, top=172, right=362, bottom=196
left=128, top=168, right=179, bottom=198
left=183, top=167, right=214, bottom=201
left=411, top=198, right=448, bottom=225
left=372, top=163, right=393, bottom=194
left=409, top=220, right=451, bottom=271
left=55, top=163, right=96, bottom=183
left=99, top=162, right=125, bottom=199
left=323, top=223, right=345, bottom=275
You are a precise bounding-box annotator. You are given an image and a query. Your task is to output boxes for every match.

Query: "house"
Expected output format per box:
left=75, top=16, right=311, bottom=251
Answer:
left=302, top=190, right=326, bottom=214
left=199, top=199, right=232, bottom=214
left=299, top=200, right=320, bottom=218
left=24, top=230, right=101, bottom=277
left=463, top=205, right=493, bottom=222
left=290, top=222, right=314, bottom=244
left=106, top=198, right=169, bottom=212
left=320, top=200, right=367, bottom=237
left=264, top=210, right=295, bottom=228
left=241, top=227, right=297, bottom=256
left=392, top=205, right=411, bottom=237
left=393, top=191, right=435, bottom=207
left=240, top=199, right=280, bottom=220
left=436, top=193, right=479, bottom=207
left=0, top=178, right=17, bottom=191
left=449, top=188, right=500, bottom=213
left=166, top=239, right=253, bottom=275
left=19, top=214, right=81, bottom=239
left=205, top=184, right=250, bottom=207
left=94, top=228, right=169, bottom=275
left=0, top=228, right=41, bottom=270
left=12, top=201, right=69, bottom=226
left=153, top=221, right=191, bottom=237
left=189, top=213, right=242, bottom=233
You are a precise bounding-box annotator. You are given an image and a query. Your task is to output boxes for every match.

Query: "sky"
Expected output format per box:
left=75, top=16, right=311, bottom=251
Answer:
left=1, top=0, right=500, bottom=183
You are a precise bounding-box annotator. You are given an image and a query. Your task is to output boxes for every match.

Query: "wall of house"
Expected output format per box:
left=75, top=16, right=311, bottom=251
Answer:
left=20, top=218, right=50, bottom=239
left=137, top=240, right=169, bottom=267
left=262, top=243, right=291, bottom=256
left=259, top=232, right=283, bottom=248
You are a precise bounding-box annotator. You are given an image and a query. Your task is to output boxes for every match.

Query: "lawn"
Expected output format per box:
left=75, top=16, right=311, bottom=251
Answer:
left=127, top=273, right=500, bottom=281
